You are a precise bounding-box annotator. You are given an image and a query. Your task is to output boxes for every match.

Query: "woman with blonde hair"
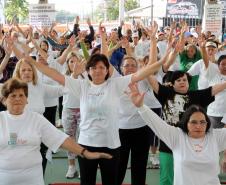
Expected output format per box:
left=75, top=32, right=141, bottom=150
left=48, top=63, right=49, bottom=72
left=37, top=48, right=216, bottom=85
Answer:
left=62, top=51, right=86, bottom=178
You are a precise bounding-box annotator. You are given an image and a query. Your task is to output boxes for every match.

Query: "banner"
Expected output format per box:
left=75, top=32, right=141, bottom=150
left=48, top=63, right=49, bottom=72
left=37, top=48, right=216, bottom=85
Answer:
left=218, top=0, right=226, bottom=16
left=203, top=3, right=223, bottom=36
left=166, top=0, right=202, bottom=19
left=29, top=4, right=55, bottom=27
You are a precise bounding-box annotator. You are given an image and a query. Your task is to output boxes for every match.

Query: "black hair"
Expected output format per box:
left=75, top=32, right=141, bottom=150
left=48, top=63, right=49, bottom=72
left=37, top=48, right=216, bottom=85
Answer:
left=170, top=70, right=192, bottom=85
left=217, top=55, right=226, bottom=65
left=85, top=54, right=110, bottom=81
left=91, top=47, right=100, bottom=56
left=178, top=105, right=211, bottom=134
left=0, top=45, right=6, bottom=61
left=163, top=71, right=174, bottom=83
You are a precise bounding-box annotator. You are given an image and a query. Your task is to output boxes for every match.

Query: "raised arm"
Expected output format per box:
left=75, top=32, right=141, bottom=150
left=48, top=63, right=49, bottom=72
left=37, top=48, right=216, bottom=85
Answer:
left=126, top=82, right=179, bottom=149
left=0, top=40, right=12, bottom=74
left=211, top=81, right=226, bottom=96
left=100, top=23, right=114, bottom=76
left=131, top=58, right=164, bottom=83
left=56, top=35, right=75, bottom=65
left=26, top=55, right=65, bottom=85
left=145, top=21, right=158, bottom=65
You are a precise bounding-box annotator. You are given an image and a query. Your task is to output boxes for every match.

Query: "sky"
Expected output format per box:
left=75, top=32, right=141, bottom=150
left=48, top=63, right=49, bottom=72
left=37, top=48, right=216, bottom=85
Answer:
left=27, top=0, right=104, bottom=15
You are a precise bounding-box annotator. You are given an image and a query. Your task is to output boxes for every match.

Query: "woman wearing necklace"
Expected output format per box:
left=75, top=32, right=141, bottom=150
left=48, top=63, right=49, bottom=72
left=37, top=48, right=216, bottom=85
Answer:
left=127, top=82, right=226, bottom=185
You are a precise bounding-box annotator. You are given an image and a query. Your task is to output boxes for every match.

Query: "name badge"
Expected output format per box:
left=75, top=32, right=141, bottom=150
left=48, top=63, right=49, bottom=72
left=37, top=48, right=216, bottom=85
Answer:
left=8, top=133, right=18, bottom=146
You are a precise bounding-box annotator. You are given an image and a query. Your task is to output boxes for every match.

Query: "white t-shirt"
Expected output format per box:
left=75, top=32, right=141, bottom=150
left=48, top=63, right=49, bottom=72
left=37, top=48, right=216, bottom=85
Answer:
left=0, top=110, right=68, bottom=185
left=204, top=63, right=226, bottom=117
left=222, top=114, right=226, bottom=124
left=118, top=79, right=161, bottom=129
left=65, top=75, right=132, bottom=148
left=138, top=105, right=226, bottom=185
left=38, top=59, right=64, bottom=107
left=188, top=60, right=218, bottom=90
left=26, top=82, right=65, bottom=114
left=134, top=40, right=150, bottom=59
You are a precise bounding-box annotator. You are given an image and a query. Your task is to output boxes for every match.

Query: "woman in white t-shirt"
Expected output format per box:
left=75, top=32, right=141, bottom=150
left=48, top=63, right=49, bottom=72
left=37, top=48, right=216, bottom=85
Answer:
left=0, top=78, right=112, bottom=185
left=61, top=51, right=85, bottom=178
left=127, top=82, right=226, bottom=185
left=26, top=52, right=163, bottom=185
left=12, top=59, right=65, bottom=174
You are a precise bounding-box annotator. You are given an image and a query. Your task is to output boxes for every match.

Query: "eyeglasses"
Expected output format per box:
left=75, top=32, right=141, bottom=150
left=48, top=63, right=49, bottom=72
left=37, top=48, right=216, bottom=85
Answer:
left=122, top=64, right=137, bottom=68
left=188, top=120, right=208, bottom=126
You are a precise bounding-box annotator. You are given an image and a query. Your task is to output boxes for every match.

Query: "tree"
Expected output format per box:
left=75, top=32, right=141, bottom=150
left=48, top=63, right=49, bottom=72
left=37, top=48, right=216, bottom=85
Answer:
left=106, top=0, right=139, bottom=20
left=4, top=0, right=29, bottom=23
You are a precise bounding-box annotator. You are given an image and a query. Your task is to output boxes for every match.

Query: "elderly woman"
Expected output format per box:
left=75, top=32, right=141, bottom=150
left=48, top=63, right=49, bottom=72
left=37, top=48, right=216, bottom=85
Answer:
left=127, top=82, right=226, bottom=185
left=0, top=78, right=111, bottom=185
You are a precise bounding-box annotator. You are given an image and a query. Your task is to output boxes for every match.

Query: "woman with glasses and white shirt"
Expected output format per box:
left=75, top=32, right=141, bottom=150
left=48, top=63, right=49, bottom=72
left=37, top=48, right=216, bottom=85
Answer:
left=127, top=82, right=226, bottom=185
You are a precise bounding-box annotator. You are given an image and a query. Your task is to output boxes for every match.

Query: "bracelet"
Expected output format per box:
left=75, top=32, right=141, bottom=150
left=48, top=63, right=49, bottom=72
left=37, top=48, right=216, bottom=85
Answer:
left=80, top=148, right=87, bottom=158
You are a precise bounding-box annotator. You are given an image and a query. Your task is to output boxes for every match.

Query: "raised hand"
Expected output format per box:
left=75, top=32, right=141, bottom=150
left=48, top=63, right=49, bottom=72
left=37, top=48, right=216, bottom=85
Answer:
left=144, top=21, right=158, bottom=39
left=74, top=16, right=80, bottom=24
left=170, top=21, right=176, bottom=30
left=72, top=59, right=86, bottom=77
left=87, top=17, right=91, bottom=26
left=68, top=35, right=76, bottom=48
left=125, top=82, right=145, bottom=108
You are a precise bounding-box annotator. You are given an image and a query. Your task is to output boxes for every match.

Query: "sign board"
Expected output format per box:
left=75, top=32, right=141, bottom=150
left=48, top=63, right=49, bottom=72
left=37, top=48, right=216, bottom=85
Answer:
left=203, top=3, right=223, bottom=36
left=166, top=0, right=202, bottom=19
left=29, top=4, right=55, bottom=27
left=218, top=0, right=226, bottom=16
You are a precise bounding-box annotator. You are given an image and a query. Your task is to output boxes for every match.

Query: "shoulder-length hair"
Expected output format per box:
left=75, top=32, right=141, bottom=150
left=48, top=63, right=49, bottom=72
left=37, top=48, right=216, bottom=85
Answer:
left=13, top=59, right=38, bottom=85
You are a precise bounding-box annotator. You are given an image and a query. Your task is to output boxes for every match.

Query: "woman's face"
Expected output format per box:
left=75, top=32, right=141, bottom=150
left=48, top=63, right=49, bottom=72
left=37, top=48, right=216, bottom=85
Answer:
left=121, top=59, right=138, bottom=75
left=19, top=62, right=34, bottom=83
left=88, top=61, right=108, bottom=85
left=68, top=56, right=79, bottom=72
left=173, top=74, right=189, bottom=94
left=187, top=112, right=207, bottom=138
left=40, top=42, right=48, bottom=51
left=219, top=59, right=226, bottom=75
left=4, top=89, right=28, bottom=115
left=186, top=46, right=196, bottom=59
left=206, top=46, right=217, bottom=57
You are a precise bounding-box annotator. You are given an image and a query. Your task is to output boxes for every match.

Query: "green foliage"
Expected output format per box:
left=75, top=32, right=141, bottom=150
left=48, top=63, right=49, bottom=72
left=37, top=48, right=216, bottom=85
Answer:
left=107, top=0, right=139, bottom=20
left=4, top=0, right=29, bottom=22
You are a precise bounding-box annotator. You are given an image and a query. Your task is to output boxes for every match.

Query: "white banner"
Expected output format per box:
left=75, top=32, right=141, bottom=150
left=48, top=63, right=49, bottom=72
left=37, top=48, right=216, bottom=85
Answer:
left=203, top=4, right=223, bottom=36
left=29, top=4, right=55, bottom=27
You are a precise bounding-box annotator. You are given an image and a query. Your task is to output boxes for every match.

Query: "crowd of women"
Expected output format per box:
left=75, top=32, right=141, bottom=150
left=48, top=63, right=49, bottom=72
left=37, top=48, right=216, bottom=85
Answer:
left=0, top=16, right=226, bottom=185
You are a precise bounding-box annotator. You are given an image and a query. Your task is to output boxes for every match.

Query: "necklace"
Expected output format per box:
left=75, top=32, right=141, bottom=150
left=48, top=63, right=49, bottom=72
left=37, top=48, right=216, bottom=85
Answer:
left=188, top=136, right=205, bottom=153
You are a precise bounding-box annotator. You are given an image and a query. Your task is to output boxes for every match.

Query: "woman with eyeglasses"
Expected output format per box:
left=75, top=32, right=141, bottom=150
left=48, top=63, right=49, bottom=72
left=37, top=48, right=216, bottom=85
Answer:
left=127, top=82, right=226, bottom=185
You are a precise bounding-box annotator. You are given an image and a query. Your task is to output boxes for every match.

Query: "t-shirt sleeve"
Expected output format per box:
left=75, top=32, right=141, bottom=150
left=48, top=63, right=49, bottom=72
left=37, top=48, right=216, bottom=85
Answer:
left=154, top=83, right=174, bottom=105
left=38, top=114, right=69, bottom=152
left=190, top=87, right=214, bottom=108
left=205, top=62, right=219, bottom=80
left=64, top=75, right=82, bottom=97
left=113, top=74, right=132, bottom=96
left=188, top=61, right=201, bottom=76
left=138, top=105, right=180, bottom=149
left=214, top=129, right=226, bottom=152
left=222, top=114, right=226, bottom=124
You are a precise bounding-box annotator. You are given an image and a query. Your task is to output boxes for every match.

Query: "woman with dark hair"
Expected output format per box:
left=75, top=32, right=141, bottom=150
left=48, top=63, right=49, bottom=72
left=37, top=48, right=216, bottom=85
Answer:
left=0, top=78, right=111, bottom=185
left=25, top=51, right=160, bottom=185
left=148, top=69, right=226, bottom=185
left=127, top=82, right=226, bottom=185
